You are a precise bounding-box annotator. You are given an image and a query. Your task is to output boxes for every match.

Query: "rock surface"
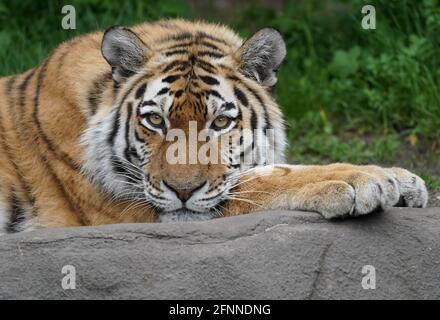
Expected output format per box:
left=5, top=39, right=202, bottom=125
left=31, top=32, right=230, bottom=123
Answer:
left=0, top=207, right=439, bottom=300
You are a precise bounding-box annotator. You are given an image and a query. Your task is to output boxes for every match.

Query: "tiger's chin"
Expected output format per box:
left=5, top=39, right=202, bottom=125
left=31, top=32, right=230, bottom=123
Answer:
left=157, top=209, right=219, bottom=223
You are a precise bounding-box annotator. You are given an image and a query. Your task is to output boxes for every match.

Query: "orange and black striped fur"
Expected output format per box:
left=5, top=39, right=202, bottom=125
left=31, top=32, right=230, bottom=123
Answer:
left=0, top=19, right=428, bottom=233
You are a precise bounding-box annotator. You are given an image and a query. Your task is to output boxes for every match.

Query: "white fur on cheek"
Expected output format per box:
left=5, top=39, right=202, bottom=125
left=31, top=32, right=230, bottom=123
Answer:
left=80, top=107, right=137, bottom=198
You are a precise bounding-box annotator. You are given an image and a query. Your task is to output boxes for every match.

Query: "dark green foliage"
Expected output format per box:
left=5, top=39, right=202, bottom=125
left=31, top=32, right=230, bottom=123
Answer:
left=0, top=0, right=438, bottom=175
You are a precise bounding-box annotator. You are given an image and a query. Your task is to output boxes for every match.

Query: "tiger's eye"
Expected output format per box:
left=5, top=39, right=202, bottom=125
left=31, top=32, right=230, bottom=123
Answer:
left=212, top=116, right=231, bottom=130
left=147, top=113, right=164, bottom=126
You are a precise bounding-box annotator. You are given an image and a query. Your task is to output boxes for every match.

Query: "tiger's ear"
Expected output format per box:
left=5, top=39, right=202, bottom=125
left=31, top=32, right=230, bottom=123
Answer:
left=101, top=26, right=148, bottom=83
left=236, top=28, right=286, bottom=87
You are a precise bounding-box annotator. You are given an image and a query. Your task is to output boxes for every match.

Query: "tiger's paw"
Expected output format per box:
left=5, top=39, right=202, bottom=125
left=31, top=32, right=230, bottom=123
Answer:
left=385, top=167, right=429, bottom=208
left=301, top=166, right=428, bottom=220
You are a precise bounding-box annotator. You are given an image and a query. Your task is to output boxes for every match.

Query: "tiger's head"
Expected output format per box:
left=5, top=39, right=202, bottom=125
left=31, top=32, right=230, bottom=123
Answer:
left=82, top=21, right=287, bottom=222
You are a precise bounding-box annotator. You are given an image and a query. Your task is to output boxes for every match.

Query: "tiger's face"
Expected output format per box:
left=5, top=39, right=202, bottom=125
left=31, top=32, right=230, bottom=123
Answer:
left=83, top=24, right=287, bottom=221
left=133, top=70, right=252, bottom=220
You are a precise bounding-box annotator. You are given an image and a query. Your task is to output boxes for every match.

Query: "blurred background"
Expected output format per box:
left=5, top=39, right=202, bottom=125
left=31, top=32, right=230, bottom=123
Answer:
left=0, top=0, right=439, bottom=204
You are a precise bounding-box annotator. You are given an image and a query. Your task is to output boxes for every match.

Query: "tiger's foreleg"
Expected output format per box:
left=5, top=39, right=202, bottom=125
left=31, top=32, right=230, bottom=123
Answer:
left=222, top=164, right=428, bottom=219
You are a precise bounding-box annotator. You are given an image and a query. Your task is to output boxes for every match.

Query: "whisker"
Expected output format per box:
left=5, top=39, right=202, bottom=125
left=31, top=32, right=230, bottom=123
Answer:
left=233, top=190, right=272, bottom=196
left=113, top=179, right=143, bottom=189
left=119, top=199, right=153, bottom=220
left=113, top=155, right=144, bottom=172
left=110, top=163, right=142, bottom=176
left=229, top=175, right=260, bottom=189
left=224, top=195, right=263, bottom=208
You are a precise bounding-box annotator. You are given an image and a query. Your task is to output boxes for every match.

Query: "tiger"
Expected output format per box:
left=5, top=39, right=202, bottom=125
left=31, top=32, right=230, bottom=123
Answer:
left=0, top=19, right=428, bottom=234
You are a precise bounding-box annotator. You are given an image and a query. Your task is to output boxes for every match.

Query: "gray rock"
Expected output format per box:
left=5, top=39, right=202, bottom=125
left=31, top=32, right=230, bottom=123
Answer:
left=0, top=207, right=439, bottom=300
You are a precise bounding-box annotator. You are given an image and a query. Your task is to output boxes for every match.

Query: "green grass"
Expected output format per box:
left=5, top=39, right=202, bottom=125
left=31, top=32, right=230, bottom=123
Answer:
left=1, top=0, right=439, bottom=169
left=0, top=0, right=192, bottom=75
left=420, top=171, right=440, bottom=190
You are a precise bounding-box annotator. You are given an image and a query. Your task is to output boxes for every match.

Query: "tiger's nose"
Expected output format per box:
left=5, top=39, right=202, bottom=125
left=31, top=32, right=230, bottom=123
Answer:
left=163, top=180, right=207, bottom=203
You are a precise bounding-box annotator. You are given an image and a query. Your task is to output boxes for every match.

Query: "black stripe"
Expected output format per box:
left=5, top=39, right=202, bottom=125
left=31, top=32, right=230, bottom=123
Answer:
left=198, top=41, right=222, bottom=52
left=169, top=32, right=193, bottom=41
left=165, top=49, right=188, bottom=57
left=40, top=153, right=88, bottom=225
left=243, top=84, right=272, bottom=130
left=88, top=72, right=113, bottom=115
left=6, top=190, right=26, bottom=233
left=14, top=63, right=88, bottom=226
left=2, top=75, right=37, bottom=209
left=188, top=90, right=201, bottom=99
left=219, top=64, right=234, bottom=73
left=234, top=86, right=248, bottom=107
left=112, top=82, right=120, bottom=100
left=250, top=107, right=258, bottom=132
left=30, top=55, right=88, bottom=224
left=195, top=63, right=215, bottom=74
left=124, top=102, right=133, bottom=162
left=162, top=60, right=190, bottom=73
left=32, top=55, right=80, bottom=171
left=206, top=90, right=224, bottom=100
left=197, top=51, right=224, bottom=59
left=236, top=108, right=243, bottom=121
left=109, top=74, right=154, bottom=180
left=56, top=50, right=69, bottom=74
left=142, top=100, right=157, bottom=107
left=156, top=87, right=169, bottom=96
left=107, top=107, right=121, bottom=144
left=5, top=76, right=17, bottom=95
left=18, top=69, right=37, bottom=107
left=135, top=83, right=147, bottom=100
left=5, top=76, right=18, bottom=114
left=227, top=75, right=240, bottom=81
left=200, top=75, right=219, bottom=86
left=175, top=90, right=183, bottom=98
left=134, top=129, right=145, bottom=143
left=165, top=42, right=193, bottom=51
left=109, top=74, right=151, bottom=146
left=162, top=75, right=181, bottom=84
left=223, top=102, right=236, bottom=111
left=55, top=38, right=80, bottom=78
left=195, top=59, right=216, bottom=72
left=196, top=31, right=230, bottom=46
left=168, top=38, right=223, bottom=53
left=249, top=104, right=260, bottom=165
